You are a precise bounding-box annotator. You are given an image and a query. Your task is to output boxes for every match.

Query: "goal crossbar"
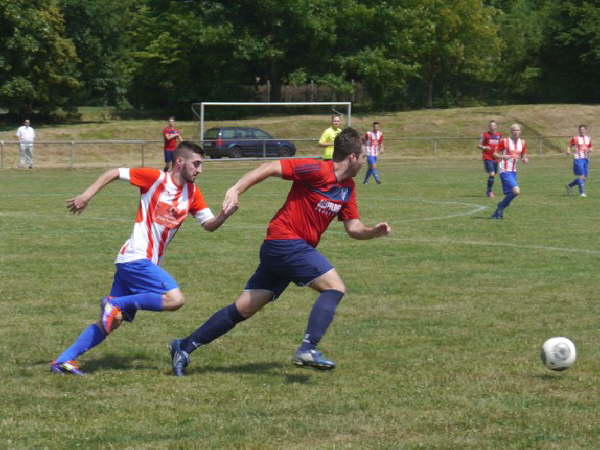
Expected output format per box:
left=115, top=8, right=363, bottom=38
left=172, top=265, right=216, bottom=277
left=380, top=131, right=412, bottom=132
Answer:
left=191, top=102, right=352, bottom=141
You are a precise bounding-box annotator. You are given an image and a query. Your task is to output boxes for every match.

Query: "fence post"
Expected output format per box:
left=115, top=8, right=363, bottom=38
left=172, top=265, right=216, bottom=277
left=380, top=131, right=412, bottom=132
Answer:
left=538, top=137, right=543, bottom=155
left=263, top=141, right=266, bottom=158
left=0, top=140, right=4, bottom=169
left=70, top=141, right=75, bottom=169
left=432, top=139, right=438, bottom=157
left=141, top=143, right=145, bottom=166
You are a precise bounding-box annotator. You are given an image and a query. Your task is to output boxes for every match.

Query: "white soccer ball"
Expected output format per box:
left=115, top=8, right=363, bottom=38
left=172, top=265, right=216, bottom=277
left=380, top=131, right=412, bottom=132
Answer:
left=540, top=337, right=577, bottom=371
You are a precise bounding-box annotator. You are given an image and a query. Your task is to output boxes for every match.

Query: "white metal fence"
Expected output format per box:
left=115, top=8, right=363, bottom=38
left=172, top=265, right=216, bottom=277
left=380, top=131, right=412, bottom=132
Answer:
left=0, top=136, right=571, bottom=169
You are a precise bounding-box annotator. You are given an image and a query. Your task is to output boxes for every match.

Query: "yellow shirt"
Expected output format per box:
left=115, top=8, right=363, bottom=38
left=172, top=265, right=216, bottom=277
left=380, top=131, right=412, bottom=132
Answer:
left=319, top=126, right=342, bottom=159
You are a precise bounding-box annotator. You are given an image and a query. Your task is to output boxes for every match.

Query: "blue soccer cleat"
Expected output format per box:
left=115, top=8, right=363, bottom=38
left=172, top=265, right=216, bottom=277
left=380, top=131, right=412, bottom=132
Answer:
left=293, top=349, right=336, bottom=370
left=50, top=360, right=86, bottom=376
left=169, top=339, right=189, bottom=377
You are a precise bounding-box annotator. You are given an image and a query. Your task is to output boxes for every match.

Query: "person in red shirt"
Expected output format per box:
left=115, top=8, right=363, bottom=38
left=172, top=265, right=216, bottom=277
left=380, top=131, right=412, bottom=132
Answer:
left=478, top=120, right=502, bottom=197
left=169, top=128, right=391, bottom=375
left=163, top=116, right=182, bottom=171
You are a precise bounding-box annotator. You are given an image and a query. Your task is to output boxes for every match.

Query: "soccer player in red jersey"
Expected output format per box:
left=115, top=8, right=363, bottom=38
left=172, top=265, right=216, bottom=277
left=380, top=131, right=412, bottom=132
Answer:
left=566, top=125, right=592, bottom=197
left=163, top=116, right=182, bottom=171
left=169, top=128, right=391, bottom=375
left=478, top=120, right=502, bottom=197
left=51, top=142, right=236, bottom=375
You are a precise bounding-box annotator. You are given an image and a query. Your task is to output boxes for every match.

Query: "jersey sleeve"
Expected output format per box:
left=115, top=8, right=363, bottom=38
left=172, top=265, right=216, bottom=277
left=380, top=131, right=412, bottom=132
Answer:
left=119, top=168, right=161, bottom=191
left=280, top=158, right=325, bottom=183
left=338, top=182, right=359, bottom=221
left=189, top=185, right=215, bottom=225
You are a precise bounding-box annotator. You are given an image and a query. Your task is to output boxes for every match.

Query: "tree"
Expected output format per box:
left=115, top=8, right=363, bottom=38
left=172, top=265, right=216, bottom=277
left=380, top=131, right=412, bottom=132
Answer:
left=0, top=0, right=79, bottom=116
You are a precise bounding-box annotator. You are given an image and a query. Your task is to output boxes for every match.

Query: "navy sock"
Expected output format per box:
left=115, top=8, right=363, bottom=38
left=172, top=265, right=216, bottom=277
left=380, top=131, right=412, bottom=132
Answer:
left=487, top=176, right=494, bottom=192
left=497, top=192, right=517, bottom=210
left=569, top=179, right=578, bottom=187
left=181, top=303, right=246, bottom=354
left=373, top=169, right=381, bottom=183
left=55, top=323, right=106, bottom=363
left=363, top=169, right=372, bottom=183
left=111, top=293, right=163, bottom=315
left=299, top=290, right=345, bottom=352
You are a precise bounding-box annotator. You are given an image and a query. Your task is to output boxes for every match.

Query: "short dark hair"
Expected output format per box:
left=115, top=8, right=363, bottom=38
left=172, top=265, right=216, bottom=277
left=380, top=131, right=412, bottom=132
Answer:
left=174, top=140, right=204, bottom=160
left=332, top=127, right=362, bottom=162
left=579, top=124, right=587, bottom=129
left=373, top=121, right=379, bottom=125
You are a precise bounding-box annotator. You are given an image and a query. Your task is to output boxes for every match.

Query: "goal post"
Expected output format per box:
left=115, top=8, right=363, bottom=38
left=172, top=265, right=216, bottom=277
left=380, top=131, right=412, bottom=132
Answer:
left=191, top=102, right=352, bottom=142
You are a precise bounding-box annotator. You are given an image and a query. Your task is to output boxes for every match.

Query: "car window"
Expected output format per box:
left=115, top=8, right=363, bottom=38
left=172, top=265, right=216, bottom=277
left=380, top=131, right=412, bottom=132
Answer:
left=253, top=130, right=270, bottom=139
left=221, top=129, right=235, bottom=139
left=237, top=129, right=253, bottom=138
left=204, top=129, right=218, bottom=139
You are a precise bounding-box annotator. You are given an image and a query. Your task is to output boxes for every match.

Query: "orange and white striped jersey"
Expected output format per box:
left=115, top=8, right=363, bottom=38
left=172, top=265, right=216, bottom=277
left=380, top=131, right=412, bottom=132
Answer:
left=569, top=135, right=592, bottom=159
left=115, top=168, right=214, bottom=265
left=497, top=137, right=527, bottom=173
left=364, top=130, right=384, bottom=156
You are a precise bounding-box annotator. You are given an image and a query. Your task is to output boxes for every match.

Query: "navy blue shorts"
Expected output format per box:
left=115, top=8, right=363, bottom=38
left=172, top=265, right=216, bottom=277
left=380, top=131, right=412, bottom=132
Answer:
left=245, top=240, right=334, bottom=300
left=573, top=159, right=589, bottom=176
left=483, top=160, right=498, bottom=174
left=500, top=172, right=519, bottom=195
left=109, top=259, right=178, bottom=321
left=164, top=150, right=174, bottom=163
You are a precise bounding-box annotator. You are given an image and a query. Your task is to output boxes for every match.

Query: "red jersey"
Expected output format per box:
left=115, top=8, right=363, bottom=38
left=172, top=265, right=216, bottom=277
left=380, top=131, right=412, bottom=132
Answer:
left=163, top=126, right=180, bottom=151
left=480, top=132, right=502, bottom=161
left=266, top=159, right=359, bottom=247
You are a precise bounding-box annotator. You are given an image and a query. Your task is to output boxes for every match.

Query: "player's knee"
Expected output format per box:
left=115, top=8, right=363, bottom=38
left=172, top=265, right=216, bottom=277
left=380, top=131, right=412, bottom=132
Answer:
left=512, top=187, right=520, bottom=195
left=163, top=290, right=185, bottom=311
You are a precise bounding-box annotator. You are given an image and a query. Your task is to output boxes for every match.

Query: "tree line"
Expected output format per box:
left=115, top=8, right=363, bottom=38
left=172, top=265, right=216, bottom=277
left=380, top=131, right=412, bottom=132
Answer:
left=1, top=0, right=599, bottom=118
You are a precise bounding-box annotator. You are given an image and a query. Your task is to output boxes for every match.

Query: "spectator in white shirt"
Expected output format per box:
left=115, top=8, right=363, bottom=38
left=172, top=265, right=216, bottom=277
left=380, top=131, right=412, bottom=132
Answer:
left=16, top=119, right=36, bottom=169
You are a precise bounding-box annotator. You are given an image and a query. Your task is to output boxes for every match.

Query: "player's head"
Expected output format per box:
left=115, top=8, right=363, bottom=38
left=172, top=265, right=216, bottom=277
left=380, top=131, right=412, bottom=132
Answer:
left=168, top=116, right=175, bottom=125
left=372, top=121, right=380, bottom=131
left=24, top=119, right=30, bottom=126
left=578, top=124, right=587, bottom=135
left=333, top=127, right=365, bottom=176
left=173, top=141, right=204, bottom=182
left=488, top=120, right=497, bottom=132
left=331, top=115, right=341, bottom=128
left=510, top=123, right=521, bottom=138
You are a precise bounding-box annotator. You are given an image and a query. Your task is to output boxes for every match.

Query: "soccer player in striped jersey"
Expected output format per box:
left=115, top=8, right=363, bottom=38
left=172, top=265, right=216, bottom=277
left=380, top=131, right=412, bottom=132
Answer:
left=169, top=128, right=391, bottom=376
left=490, top=123, right=528, bottom=219
left=363, top=121, right=384, bottom=184
left=478, top=120, right=502, bottom=197
left=566, top=125, right=592, bottom=197
left=50, top=141, right=236, bottom=376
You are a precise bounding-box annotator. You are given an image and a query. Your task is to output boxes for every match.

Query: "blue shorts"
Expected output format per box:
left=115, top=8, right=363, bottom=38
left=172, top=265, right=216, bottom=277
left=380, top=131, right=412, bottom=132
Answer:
left=483, top=160, right=498, bottom=174
left=573, top=159, right=589, bottom=176
left=109, top=259, right=178, bottom=321
left=164, top=150, right=174, bottom=163
left=367, top=155, right=378, bottom=165
left=499, top=172, right=519, bottom=195
left=245, top=240, right=334, bottom=300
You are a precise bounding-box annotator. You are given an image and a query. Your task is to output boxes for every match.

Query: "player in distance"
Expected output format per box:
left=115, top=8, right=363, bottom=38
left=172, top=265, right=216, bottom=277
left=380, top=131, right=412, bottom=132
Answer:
left=51, top=141, right=236, bottom=376
left=169, top=128, right=391, bottom=376
left=490, top=123, right=528, bottom=219
left=565, top=125, right=592, bottom=197
left=362, top=121, right=384, bottom=184
left=478, top=120, right=502, bottom=198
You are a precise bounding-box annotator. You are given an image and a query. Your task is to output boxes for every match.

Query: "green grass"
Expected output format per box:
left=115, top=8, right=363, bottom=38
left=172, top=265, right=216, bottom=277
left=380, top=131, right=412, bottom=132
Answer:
left=2, top=157, right=600, bottom=448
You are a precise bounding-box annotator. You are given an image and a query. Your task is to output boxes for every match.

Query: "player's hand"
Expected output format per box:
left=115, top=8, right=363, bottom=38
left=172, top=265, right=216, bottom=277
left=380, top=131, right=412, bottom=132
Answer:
left=372, top=222, right=391, bottom=237
left=522, top=156, right=529, bottom=164
left=66, top=194, right=90, bottom=214
left=223, top=187, right=240, bottom=212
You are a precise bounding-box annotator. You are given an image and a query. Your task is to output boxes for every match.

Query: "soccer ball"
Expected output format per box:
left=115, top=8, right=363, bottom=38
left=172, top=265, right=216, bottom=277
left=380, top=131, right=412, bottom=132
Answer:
left=540, top=337, right=577, bottom=371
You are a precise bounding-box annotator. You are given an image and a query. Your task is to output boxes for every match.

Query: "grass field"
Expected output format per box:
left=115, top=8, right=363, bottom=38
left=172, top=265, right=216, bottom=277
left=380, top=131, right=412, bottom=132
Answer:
left=2, top=155, right=600, bottom=448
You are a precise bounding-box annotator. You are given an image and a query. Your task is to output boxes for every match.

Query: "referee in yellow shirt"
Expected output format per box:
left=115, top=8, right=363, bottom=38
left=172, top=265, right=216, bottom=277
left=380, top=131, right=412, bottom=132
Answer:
left=318, top=115, right=342, bottom=160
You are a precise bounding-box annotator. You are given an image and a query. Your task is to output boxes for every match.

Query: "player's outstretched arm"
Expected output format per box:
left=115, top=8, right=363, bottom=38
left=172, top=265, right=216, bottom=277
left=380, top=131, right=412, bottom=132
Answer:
left=222, top=161, right=282, bottom=212
left=201, top=205, right=239, bottom=232
left=65, top=168, right=120, bottom=214
left=343, top=219, right=391, bottom=240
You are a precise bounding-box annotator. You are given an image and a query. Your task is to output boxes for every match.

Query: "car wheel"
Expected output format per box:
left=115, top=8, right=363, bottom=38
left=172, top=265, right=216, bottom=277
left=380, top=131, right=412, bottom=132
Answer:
left=279, top=146, right=293, bottom=157
left=229, top=146, right=242, bottom=158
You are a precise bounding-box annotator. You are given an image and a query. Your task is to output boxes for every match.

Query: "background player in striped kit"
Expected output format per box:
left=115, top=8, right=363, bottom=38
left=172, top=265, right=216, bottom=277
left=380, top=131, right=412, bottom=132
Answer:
left=490, top=123, right=528, bottom=219
left=566, top=125, right=592, bottom=197
left=478, top=120, right=502, bottom=197
left=363, top=121, right=384, bottom=184
left=51, top=141, right=236, bottom=376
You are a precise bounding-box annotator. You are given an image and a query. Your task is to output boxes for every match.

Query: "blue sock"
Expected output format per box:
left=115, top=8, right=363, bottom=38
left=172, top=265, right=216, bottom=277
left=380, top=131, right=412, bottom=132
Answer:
left=577, top=179, right=585, bottom=194
left=299, top=290, right=345, bottom=352
left=110, top=293, right=163, bottom=315
left=363, top=169, right=372, bottom=183
left=487, top=176, right=494, bottom=192
left=181, top=303, right=246, bottom=354
left=497, top=192, right=517, bottom=210
left=55, top=324, right=106, bottom=363
left=373, top=169, right=381, bottom=183
left=569, top=179, right=578, bottom=187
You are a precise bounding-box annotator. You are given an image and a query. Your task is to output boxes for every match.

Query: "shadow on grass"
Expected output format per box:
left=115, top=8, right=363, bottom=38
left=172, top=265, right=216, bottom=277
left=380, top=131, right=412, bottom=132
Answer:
left=183, top=361, right=313, bottom=384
